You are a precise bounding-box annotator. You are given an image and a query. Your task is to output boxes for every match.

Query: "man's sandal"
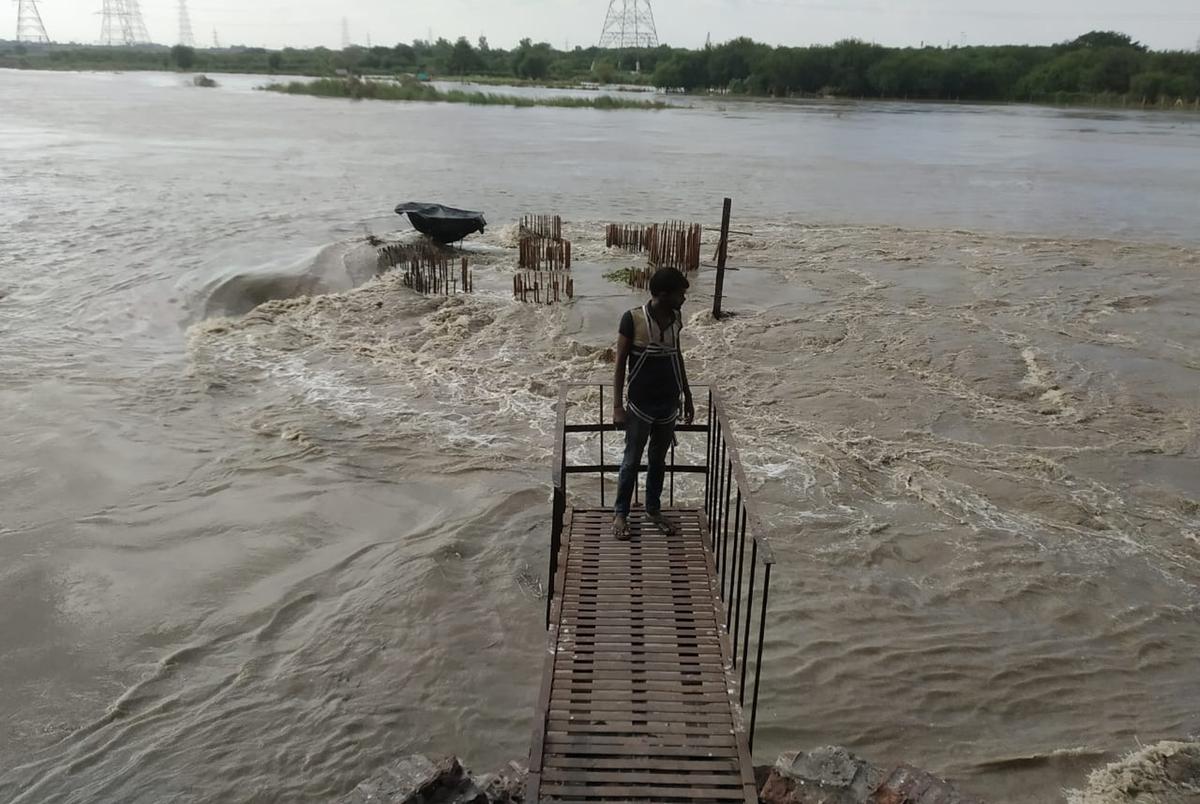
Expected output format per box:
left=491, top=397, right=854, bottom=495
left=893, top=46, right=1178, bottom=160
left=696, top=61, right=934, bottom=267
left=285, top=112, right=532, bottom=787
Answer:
left=646, top=512, right=677, bottom=536
left=613, top=517, right=632, bottom=541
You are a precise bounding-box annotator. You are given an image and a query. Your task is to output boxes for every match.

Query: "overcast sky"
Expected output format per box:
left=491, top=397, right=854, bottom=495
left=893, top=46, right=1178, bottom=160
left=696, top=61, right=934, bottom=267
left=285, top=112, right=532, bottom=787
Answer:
left=33, top=0, right=1200, bottom=52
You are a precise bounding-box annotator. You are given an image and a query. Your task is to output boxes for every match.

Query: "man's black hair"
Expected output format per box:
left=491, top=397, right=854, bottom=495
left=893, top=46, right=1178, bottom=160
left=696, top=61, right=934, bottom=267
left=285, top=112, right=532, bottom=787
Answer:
left=649, top=268, right=690, bottom=296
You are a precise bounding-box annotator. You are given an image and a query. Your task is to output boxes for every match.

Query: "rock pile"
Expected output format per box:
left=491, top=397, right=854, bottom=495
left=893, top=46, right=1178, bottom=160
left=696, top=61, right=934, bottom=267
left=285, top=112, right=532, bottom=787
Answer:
left=758, top=746, right=981, bottom=804
left=339, top=755, right=490, bottom=804
left=341, top=747, right=981, bottom=803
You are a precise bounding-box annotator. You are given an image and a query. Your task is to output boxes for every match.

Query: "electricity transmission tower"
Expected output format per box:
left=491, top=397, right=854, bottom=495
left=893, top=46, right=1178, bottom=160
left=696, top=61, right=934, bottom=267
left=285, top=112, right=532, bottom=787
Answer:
left=99, top=0, right=152, bottom=45
left=598, top=0, right=659, bottom=49
left=341, top=16, right=350, bottom=48
left=177, top=0, right=194, bottom=46
left=16, top=0, right=52, bottom=43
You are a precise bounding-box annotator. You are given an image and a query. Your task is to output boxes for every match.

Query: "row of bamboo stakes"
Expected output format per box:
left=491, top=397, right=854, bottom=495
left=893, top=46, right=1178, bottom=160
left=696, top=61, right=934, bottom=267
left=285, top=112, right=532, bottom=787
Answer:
left=376, top=241, right=425, bottom=273
left=403, top=255, right=473, bottom=296
left=649, top=221, right=703, bottom=272
left=377, top=241, right=474, bottom=296
left=521, top=214, right=563, bottom=242
left=624, top=267, right=655, bottom=290
left=606, top=221, right=703, bottom=273
left=514, top=271, right=574, bottom=304
left=519, top=214, right=573, bottom=272
left=605, top=223, right=653, bottom=252
left=519, top=237, right=572, bottom=271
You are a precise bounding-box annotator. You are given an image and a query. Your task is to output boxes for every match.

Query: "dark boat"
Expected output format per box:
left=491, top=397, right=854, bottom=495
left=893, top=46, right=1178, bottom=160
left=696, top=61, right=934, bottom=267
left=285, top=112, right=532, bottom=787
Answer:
left=394, top=202, right=487, bottom=244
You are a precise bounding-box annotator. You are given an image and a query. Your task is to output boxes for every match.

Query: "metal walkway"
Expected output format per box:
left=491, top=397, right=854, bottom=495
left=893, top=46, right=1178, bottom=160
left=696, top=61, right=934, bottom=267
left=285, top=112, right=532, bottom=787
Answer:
left=529, top=508, right=757, bottom=803
left=528, top=384, right=775, bottom=803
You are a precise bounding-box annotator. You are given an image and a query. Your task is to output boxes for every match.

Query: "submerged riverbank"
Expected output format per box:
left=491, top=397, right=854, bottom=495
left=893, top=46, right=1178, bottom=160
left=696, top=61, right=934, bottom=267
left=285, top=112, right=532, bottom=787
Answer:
left=260, top=77, right=669, bottom=109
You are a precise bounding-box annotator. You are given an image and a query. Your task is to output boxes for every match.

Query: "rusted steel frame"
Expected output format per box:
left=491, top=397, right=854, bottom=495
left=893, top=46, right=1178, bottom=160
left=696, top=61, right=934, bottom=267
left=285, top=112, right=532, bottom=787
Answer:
left=547, top=384, right=570, bottom=628
left=545, top=512, right=752, bottom=788
left=633, top=459, right=640, bottom=506
left=708, top=389, right=775, bottom=566
left=557, top=387, right=708, bottom=510
left=730, top=500, right=747, bottom=666
left=669, top=437, right=676, bottom=507
left=749, top=561, right=771, bottom=753
left=711, top=429, right=722, bottom=575
left=542, top=757, right=737, bottom=771
left=547, top=487, right=565, bottom=631
left=565, top=464, right=704, bottom=476
left=694, top=514, right=761, bottom=802
left=739, top=537, right=758, bottom=705
left=710, top=427, right=720, bottom=585
left=707, top=411, right=718, bottom=534
left=553, top=661, right=722, bottom=676
left=559, top=422, right=700, bottom=434
left=551, top=383, right=571, bottom=492
left=529, top=505, right=573, bottom=801
left=711, top=413, right=722, bottom=544
left=542, top=740, right=738, bottom=758
left=696, top=390, right=775, bottom=742
left=726, top=492, right=742, bottom=634
left=703, top=391, right=715, bottom=547
left=536, top=782, right=747, bottom=800
left=720, top=459, right=733, bottom=601
left=724, top=494, right=734, bottom=638
left=599, top=385, right=606, bottom=509
left=716, top=434, right=728, bottom=596
left=540, top=769, right=742, bottom=787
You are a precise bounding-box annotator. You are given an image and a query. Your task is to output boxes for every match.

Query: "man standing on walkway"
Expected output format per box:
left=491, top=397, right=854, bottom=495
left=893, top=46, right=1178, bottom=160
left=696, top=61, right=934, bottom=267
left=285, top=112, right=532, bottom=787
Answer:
left=612, top=268, right=695, bottom=541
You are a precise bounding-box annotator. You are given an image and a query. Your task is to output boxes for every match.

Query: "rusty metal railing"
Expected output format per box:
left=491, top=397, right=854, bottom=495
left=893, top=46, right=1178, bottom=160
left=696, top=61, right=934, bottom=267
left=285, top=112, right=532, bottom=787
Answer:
left=547, top=381, right=776, bottom=751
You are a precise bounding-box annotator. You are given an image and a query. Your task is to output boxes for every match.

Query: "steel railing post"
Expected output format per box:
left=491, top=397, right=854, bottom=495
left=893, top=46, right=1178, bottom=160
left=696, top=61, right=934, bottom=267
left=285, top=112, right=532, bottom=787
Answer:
left=740, top=539, right=758, bottom=704
left=749, top=562, right=772, bottom=753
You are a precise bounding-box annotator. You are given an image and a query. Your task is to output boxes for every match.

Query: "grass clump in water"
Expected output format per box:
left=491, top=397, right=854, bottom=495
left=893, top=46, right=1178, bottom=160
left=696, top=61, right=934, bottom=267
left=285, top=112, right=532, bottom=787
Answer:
left=262, top=77, right=667, bottom=110
left=603, top=267, right=639, bottom=285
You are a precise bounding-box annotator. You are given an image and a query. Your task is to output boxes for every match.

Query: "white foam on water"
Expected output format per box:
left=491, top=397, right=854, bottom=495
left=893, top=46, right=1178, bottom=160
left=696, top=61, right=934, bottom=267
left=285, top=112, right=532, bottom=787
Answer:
left=1066, top=740, right=1200, bottom=804
left=166, top=221, right=1200, bottom=803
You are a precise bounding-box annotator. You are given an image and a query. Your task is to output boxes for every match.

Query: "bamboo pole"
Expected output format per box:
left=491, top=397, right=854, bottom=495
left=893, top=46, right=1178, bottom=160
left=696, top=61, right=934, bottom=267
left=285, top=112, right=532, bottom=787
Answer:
left=713, top=198, right=732, bottom=319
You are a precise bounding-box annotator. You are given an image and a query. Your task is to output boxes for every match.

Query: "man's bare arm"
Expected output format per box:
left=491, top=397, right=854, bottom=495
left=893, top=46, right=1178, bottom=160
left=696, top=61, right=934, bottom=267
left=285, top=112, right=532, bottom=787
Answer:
left=677, top=350, right=695, bottom=424
left=613, top=333, right=632, bottom=423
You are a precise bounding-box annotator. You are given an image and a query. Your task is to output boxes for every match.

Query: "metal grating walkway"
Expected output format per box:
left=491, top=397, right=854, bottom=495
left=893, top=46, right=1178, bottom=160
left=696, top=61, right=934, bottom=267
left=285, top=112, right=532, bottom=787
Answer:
left=528, top=508, right=758, bottom=803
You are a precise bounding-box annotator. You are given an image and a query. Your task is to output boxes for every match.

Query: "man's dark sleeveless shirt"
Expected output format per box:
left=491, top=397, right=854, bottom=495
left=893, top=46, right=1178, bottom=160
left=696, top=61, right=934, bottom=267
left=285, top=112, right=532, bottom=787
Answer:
left=620, top=302, right=684, bottom=424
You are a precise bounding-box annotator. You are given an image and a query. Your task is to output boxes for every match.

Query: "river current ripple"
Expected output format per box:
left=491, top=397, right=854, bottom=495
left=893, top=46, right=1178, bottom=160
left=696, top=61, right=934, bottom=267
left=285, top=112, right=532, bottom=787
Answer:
left=1, top=69, right=1198, bottom=803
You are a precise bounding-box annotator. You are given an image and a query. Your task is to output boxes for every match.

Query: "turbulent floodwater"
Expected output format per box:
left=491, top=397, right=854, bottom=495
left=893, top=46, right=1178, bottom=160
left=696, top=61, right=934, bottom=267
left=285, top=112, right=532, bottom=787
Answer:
left=1, top=69, right=1199, bottom=803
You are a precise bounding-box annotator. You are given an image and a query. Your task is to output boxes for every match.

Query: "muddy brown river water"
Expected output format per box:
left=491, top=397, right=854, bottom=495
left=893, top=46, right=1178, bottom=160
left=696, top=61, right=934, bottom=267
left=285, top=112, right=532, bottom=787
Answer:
left=1, top=69, right=1198, bottom=802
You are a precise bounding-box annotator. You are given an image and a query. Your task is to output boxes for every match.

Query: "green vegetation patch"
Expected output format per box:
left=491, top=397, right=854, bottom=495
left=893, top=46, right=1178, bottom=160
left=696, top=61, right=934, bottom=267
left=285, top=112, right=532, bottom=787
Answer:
left=261, top=78, right=667, bottom=110
left=602, top=267, right=639, bottom=285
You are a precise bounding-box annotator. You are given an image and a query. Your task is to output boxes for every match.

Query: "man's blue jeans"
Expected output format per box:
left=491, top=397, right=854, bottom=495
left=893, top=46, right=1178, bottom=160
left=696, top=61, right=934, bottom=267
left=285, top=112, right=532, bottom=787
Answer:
left=614, top=414, right=675, bottom=518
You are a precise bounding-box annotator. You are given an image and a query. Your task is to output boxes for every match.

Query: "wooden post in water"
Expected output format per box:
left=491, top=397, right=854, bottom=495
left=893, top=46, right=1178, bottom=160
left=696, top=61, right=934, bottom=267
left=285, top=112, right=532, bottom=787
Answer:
left=712, top=197, right=732, bottom=320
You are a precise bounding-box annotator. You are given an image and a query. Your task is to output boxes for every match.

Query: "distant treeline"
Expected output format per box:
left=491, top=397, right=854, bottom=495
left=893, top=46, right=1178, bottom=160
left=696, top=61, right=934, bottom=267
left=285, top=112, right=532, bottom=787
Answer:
left=3, top=30, right=1198, bottom=105
left=651, top=31, right=1200, bottom=104
left=0, top=37, right=627, bottom=82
